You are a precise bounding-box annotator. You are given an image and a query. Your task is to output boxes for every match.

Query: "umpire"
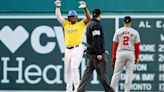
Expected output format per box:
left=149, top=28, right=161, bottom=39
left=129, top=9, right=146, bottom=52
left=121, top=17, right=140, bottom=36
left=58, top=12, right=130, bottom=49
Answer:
left=77, top=9, right=114, bottom=92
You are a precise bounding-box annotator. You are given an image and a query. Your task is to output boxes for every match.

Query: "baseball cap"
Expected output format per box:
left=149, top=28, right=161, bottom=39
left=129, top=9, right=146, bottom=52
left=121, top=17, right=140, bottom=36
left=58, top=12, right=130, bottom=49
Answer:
left=68, top=10, right=78, bottom=17
left=124, top=16, right=131, bottom=23
left=92, top=8, right=101, bottom=16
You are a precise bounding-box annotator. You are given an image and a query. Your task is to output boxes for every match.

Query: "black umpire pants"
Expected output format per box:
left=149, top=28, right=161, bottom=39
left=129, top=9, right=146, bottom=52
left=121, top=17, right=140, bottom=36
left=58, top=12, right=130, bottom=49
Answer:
left=77, top=54, right=114, bottom=92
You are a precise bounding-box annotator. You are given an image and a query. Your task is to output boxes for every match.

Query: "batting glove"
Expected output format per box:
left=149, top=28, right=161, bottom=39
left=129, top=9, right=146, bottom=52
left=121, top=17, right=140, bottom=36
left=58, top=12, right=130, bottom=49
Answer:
left=55, top=0, right=61, bottom=7
left=79, top=1, right=86, bottom=8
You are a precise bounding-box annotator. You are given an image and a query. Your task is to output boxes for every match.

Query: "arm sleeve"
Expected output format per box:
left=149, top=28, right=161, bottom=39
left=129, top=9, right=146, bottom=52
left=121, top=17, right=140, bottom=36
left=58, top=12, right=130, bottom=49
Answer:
left=112, top=41, right=118, bottom=60
left=92, top=25, right=104, bottom=55
left=134, top=31, right=140, bottom=60
left=135, top=43, right=140, bottom=60
left=56, top=8, right=65, bottom=24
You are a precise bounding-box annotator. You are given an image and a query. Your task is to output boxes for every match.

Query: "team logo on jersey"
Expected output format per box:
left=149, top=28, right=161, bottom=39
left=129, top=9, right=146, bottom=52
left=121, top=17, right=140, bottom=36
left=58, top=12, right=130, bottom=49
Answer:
left=65, top=29, right=78, bottom=33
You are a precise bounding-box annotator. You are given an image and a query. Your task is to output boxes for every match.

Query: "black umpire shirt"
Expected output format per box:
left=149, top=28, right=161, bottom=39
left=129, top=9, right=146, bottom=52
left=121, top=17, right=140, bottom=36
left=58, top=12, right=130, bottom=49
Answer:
left=86, top=18, right=105, bottom=55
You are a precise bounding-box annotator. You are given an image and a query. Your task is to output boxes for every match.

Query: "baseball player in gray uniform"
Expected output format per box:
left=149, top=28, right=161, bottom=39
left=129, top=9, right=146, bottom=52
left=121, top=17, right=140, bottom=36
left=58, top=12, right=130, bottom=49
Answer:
left=110, top=16, right=140, bottom=92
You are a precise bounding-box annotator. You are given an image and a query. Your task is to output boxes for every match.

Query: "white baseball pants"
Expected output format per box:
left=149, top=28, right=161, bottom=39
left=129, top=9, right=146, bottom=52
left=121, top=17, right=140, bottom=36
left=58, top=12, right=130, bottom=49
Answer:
left=64, top=45, right=84, bottom=92
left=111, top=50, right=135, bottom=92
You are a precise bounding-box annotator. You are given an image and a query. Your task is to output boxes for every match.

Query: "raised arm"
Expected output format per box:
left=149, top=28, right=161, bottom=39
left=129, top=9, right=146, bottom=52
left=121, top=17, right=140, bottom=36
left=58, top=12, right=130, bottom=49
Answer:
left=79, top=1, right=90, bottom=24
left=55, top=0, right=65, bottom=25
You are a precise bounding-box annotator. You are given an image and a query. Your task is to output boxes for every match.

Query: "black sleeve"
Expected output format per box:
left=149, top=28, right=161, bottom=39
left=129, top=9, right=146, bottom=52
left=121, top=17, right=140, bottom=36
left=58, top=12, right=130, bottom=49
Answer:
left=91, top=24, right=104, bottom=55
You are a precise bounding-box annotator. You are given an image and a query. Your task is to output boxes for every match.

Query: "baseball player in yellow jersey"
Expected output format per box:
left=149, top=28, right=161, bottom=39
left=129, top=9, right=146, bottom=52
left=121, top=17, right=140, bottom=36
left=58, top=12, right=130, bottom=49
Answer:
left=55, top=0, right=90, bottom=92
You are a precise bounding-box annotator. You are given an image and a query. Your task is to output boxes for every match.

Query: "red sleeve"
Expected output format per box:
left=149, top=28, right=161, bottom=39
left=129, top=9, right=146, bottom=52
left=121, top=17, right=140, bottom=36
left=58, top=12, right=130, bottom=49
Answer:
left=135, top=43, right=140, bottom=60
left=112, top=42, right=118, bottom=61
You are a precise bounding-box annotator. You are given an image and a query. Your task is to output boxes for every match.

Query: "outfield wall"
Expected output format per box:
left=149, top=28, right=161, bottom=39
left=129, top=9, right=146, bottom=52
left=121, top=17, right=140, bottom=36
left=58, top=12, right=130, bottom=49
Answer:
left=0, top=15, right=164, bottom=91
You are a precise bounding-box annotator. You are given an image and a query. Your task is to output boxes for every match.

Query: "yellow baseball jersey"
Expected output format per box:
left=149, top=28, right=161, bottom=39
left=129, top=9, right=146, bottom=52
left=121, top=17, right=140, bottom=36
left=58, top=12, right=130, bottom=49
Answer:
left=63, top=20, right=86, bottom=47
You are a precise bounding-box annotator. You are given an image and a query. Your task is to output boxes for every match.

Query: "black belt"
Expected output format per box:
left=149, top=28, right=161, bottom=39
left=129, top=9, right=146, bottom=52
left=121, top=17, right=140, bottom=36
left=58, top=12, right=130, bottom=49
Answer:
left=66, top=45, right=79, bottom=49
